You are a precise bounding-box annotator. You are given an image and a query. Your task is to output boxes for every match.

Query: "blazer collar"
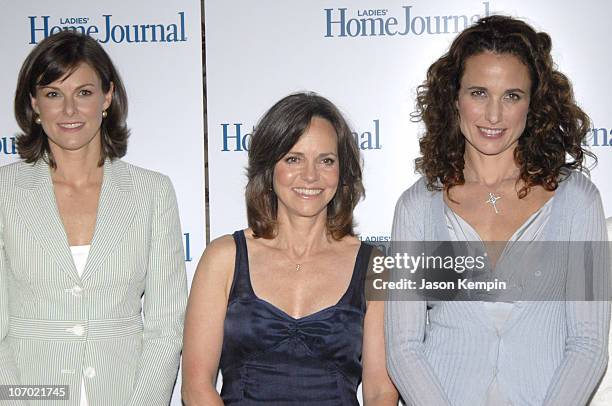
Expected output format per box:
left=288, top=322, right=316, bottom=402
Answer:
left=16, top=158, right=136, bottom=283
left=81, top=159, right=136, bottom=282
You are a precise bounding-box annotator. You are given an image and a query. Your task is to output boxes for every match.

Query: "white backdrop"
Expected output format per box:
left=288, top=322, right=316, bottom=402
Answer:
left=205, top=0, right=612, bottom=247
left=0, top=2, right=205, bottom=405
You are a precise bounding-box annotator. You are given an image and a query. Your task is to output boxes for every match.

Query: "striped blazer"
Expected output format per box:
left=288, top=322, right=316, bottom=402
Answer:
left=0, top=158, right=188, bottom=405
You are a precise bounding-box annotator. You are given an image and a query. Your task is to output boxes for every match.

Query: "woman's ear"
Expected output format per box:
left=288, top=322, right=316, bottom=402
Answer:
left=103, top=81, right=115, bottom=111
left=31, top=94, right=40, bottom=115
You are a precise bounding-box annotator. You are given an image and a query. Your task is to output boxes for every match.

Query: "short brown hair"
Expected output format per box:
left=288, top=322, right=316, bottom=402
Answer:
left=413, top=15, right=593, bottom=198
left=246, top=92, right=364, bottom=240
left=14, top=30, right=129, bottom=167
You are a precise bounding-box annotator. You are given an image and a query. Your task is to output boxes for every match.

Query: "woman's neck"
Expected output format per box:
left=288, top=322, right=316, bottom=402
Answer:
left=50, top=147, right=103, bottom=187
left=273, top=210, right=332, bottom=258
left=463, top=149, right=520, bottom=188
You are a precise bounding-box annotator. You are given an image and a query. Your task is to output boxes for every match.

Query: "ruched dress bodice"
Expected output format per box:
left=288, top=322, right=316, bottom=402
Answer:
left=219, top=231, right=372, bottom=405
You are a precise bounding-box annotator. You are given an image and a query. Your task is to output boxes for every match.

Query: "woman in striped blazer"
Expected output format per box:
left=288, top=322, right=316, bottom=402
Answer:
left=0, top=31, right=187, bottom=405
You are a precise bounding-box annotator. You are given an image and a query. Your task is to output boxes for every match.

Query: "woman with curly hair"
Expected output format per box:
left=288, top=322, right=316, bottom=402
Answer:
left=385, top=15, right=609, bottom=406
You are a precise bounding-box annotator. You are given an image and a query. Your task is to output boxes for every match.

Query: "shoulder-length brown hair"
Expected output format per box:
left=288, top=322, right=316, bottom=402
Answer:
left=414, top=15, right=593, bottom=197
left=246, top=92, right=364, bottom=240
left=14, top=30, right=129, bottom=167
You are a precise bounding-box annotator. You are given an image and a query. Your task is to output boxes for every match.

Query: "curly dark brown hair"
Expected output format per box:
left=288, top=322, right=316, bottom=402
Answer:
left=246, top=92, right=364, bottom=240
left=413, top=15, right=593, bottom=198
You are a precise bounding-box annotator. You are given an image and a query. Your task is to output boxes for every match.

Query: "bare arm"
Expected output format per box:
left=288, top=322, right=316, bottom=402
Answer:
left=181, top=235, right=236, bottom=406
left=362, top=300, right=399, bottom=405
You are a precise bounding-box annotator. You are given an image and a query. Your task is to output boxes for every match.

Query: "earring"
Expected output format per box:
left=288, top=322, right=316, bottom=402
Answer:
left=35, top=116, right=42, bottom=124
left=102, top=110, right=108, bottom=118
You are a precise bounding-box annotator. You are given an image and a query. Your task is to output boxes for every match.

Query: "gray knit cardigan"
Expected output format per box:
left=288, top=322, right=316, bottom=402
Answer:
left=385, top=171, right=610, bottom=406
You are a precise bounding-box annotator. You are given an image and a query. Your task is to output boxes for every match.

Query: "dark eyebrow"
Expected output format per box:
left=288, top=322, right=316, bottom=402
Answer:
left=286, top=152, right=338, bottom=158
left=505, top=88, right=527, bottom=94
left=466, top=86, right=527, bottom=94
left=37, top=83, right=96, bottom=90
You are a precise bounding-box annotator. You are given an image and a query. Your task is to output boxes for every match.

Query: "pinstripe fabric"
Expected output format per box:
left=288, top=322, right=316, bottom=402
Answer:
left=385, top=171, right=610, bottom=406
left=0, top=158, right=187, bottom=406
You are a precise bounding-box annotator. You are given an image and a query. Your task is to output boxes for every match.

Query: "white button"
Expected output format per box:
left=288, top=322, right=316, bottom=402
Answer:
left=66, top=324, right=85, bottom=336
left=71, top=286, right=83, bottom=297
left=535, top=270, right=542, bottom=277
left=83, top=367, right=96, bottom=379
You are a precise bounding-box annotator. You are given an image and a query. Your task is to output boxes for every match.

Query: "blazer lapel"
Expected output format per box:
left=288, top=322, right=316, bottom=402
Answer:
left=15, top=159, right=81, bottom=283
left=81, top=160, right=136, bottom=282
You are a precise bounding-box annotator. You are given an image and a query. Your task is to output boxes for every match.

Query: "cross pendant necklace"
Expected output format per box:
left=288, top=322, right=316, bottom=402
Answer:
left=485, top=192, right=502, bottom=214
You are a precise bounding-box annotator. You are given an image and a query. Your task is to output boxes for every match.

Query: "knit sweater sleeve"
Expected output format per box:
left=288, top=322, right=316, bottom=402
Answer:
left=543, top=186, right=610, bottom=405
left=384, top=183, right=452, bottom=406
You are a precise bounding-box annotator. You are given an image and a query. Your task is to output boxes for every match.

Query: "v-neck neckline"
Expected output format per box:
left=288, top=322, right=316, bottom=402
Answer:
left=240, top=230, right=366, bottom=321
left=435, top=175, right=569, bottom=244
left=444, top=195, right=555, bottom=244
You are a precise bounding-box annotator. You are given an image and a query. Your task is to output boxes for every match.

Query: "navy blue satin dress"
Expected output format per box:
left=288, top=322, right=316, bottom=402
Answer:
left=219, top=231, right=372, bottom=405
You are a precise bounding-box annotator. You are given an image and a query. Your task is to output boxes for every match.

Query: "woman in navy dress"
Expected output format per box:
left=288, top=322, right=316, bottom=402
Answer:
left=182, top=92, right=398, bottom=405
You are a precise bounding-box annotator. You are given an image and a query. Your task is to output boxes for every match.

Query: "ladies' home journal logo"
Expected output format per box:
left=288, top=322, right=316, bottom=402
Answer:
left=28, top=12, right=187, bottom=45
left=324, top=2, right=490, bottom=38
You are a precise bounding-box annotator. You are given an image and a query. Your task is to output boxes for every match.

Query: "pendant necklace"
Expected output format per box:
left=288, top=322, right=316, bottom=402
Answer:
left=485, top=192, right=502, bottom=214
left=463, top=161, right=515, bottom=216
left=281, top=251, right=303, bottom=271
left=278, top=243, right=305, bottom=272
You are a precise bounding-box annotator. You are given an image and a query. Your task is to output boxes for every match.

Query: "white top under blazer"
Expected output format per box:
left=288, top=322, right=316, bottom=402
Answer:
left=70, top=245, right=91, bottom=406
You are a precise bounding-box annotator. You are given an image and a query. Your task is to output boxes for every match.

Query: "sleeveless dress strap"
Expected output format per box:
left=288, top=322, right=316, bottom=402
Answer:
left=340, top=242, right=373, bottom=312
left=229, top=230, right=255, bottom=300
